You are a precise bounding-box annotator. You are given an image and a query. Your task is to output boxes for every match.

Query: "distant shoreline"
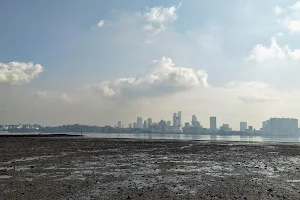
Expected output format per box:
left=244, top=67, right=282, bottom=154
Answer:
left=0, top=133, right=81, bottom=137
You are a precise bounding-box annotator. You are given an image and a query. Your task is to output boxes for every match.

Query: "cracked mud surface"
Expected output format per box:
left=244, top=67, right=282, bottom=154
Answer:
left=1, top=137, right=300, bottom=199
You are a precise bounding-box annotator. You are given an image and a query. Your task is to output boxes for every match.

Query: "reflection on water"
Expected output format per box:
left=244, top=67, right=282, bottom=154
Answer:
left=0, top=132, right=299, bottom=143
left=82, top=133, right=300, bottom=143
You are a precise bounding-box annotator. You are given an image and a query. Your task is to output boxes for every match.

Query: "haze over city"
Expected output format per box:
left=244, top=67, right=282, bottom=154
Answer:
left=1, top=0, right=300, bottom=129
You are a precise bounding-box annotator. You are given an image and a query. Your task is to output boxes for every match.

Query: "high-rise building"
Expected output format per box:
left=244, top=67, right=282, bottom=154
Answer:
left=192, top=115, right=197, bottom=122
left=262, top=121, right=269, bottom=132
left=143, top=120, right=147, bottom=129
left=118, top=121, right=121, bottom=129
left=167, top=121, right=171, bottom=126
left=178, top=111, right=182, bottom=127
left=173, top=113, right=177, bottom=127
left=137, top=117, right=143, bottom=129
left=264, top=118, right=298, bottom=134
left=210, top=117, right=217, bottom=130
left=192, top=115, right=197, bottom=127
left=147, top=118, right=153, bottom=127
left=129, top=124, right=132, bottom=129
left=133, top=123, right=137, bottom=129
left=158, top=120, right=167, bottom=132
left=240, top=121, right=247, bottom=132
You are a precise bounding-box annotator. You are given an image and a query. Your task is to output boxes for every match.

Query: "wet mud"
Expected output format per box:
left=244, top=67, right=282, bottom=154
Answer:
left=1, top=137, right=300, bottom=199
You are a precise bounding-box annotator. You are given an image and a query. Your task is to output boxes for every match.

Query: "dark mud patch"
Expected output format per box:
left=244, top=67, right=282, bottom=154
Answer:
left=1, top=138, right=300, bottom=199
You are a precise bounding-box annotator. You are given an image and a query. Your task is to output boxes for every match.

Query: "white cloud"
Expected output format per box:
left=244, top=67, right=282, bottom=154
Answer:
left=283, top=18, right=300, bottom=34
left=246, top=37, right=300, bottom=63
left=0, top=62, right=43, bottom=85
left=144, top=3, right=181, bottom=24
left=36, top=90, right=48, bottom=99
left=91, top=57, right=208, bottom=98
left=142, top=3, right=181, bottom=35
left=274, top=6, right=284, bottom=15
left=276, top=1, right=300, bottom=34
left=226, top=81, right=281, bottom=103
left=60, top=93, right=72, bottom=102
left=238, top=94, right=278, bottom=103
left=97, top=20, right=105, bottom=28
left=36, top=90, right=73, bottom=103
left=290, top=1, right=300, bottom=11
left=143, top=24, right=154, bottom=31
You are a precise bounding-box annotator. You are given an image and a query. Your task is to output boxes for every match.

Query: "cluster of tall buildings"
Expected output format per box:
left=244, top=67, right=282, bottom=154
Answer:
left=173, top=111, right=182, bottom=128
left=115, top=112, right=219, bottom=133
left=115, top=113, right=299, bottom=135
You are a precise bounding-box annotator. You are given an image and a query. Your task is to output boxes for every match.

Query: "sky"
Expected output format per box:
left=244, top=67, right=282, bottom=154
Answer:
left=1, top=0, right=300, bottom=129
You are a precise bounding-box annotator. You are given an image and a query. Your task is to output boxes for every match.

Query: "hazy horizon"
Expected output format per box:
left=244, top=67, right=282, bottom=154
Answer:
left=1, top=0, right=300, bottom=129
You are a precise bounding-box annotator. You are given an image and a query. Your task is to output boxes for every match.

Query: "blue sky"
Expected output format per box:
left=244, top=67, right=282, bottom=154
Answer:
left=1, top=0, right=300, bottom=129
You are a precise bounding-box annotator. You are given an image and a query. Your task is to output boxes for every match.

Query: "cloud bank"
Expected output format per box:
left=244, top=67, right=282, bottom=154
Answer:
left=0, top=62, right=43, bottom=85
left=92, top=57, right=208, bottom=98
left=276, top=1, right=300, bottom=34
left=246, top=37, right=300, bottom=63
left=226, top=82, right=281, bottom=103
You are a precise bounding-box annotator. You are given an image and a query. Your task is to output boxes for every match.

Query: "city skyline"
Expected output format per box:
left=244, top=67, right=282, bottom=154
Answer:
left=114, top=111, right=299, bottom=131
left=1, top=1, right=300, bottom=129
left=1, top=112, right=299, bottom=131
left=1, top=116, right=298, bottom=135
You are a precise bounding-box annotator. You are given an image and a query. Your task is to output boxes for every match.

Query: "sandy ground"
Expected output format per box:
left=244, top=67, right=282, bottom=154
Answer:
left=1, top=137, right=300, bottom=199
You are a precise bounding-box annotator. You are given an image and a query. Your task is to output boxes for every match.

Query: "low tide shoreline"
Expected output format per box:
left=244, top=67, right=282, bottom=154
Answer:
left=1, top=137, right=300, bottom=199
left=0, top=133, right=80, bottom=137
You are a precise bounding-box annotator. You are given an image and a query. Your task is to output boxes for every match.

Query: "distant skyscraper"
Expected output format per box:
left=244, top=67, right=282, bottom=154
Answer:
left=240, top=121, right=247, bottom=132
left=262, top=121, right=269, bottom=132
left=167, top=121, right=171, bottom=126
left=178, top=111, right=182, bottom=127
left=137, top=117, right=143, bottom=129
left=133, top=123, right=137, bottom=129
left=192, top=115, right=197, bottom=122
left=118, top=121, right=121, bottom=129
left=173, top=113, right=177, bottom=127
left=143, top=120, right=147, bottom=129
left=192, top=115, right=197, bottom=127
left=129, top=124, right=132, bottom=129
left=210, top=117, right=217, bottom=130
left=147, top=118, right=152, bottom=127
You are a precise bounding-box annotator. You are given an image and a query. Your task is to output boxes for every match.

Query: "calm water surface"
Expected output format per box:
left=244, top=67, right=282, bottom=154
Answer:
left=82, top=133, right=300, bottom=143
left=1, top=132, right=300, bottom=143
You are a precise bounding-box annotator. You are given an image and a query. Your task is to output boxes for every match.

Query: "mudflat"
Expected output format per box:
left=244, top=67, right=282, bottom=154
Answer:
left=1, top=137, right=300, bottom=200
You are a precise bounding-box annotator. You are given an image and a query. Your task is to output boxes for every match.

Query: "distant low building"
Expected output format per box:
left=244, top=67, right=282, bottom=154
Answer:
left=248, top=126, right=253, bottom=131
left=220, top=124, right=232, bottom=132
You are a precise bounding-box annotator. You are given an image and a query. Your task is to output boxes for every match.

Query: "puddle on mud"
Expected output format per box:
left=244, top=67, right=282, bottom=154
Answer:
left=0, top=175, right=12, bottom=179
left=286, top=180, right=300, bottom=183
